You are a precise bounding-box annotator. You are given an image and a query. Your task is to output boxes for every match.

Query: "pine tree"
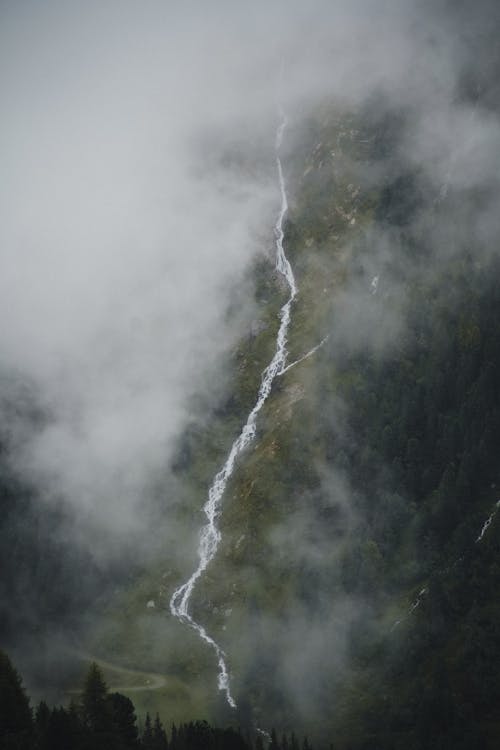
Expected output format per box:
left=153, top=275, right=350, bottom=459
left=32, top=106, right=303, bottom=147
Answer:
left=269, top=728, right=280, bottom=750
left=170, top=723, right=178, bottom=750
left=109, top=692, right=140, bottom=748
left=0, top=649, right=33, bottom=749
left=142, top=712, right=154, bottom=749
left=176, top=723, right=187, bottom=750
left=45, top=706, right=77, bottom=750
left=35, top=700, right=51, bottom=749
left=81, top=663, right=110, bottom=733
left=152, top=713, right=169, bottom=750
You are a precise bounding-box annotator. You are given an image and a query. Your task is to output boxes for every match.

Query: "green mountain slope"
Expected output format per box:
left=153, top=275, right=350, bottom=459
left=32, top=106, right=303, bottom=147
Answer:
left=84, top=95, right=500, bottom=748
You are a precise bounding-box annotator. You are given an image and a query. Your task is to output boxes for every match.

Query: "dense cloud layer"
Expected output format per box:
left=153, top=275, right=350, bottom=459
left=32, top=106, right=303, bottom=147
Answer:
left=1, top=1, right=282, bottom=542
left=3, top=0, right=498, bottom=539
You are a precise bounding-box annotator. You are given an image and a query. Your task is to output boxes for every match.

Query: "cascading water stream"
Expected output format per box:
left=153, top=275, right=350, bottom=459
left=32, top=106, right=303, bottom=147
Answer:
left=391, top=501, right=500, bottom=631
left=170, top=111, right=297, bottom=708
left=476, top=499, right=500, bottom=542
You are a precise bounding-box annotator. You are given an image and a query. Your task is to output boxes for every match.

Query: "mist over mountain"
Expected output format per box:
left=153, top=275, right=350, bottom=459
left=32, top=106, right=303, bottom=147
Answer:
left=1, top=1, right=500, bottom=748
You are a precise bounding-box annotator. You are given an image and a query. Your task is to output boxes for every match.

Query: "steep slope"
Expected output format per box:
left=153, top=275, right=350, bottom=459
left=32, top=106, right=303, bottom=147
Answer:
left=86, top=93, right=500, bottom=747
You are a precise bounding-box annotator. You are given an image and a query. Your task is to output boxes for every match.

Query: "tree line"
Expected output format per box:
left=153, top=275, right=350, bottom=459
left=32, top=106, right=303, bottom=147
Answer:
left=0, top=649, right=315, bottom=750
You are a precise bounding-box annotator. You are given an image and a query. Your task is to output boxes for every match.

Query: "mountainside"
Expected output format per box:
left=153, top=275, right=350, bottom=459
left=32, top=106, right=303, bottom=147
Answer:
left=2, top=4, right=500, bottom=749
left=78, top=93, right=500, bottom=747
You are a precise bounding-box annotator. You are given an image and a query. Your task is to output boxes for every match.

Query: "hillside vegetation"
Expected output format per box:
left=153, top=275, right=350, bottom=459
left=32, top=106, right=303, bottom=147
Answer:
left=82, top=95, right=500, bottom=750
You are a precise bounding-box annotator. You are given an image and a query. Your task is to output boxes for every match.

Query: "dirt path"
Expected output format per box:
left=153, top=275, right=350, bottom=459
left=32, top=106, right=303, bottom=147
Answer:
left=71, top=651, right=168, bottom=693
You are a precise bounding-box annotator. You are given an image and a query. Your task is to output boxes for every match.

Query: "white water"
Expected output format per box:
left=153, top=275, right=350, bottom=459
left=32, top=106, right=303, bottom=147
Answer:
left=170, top=111, right=297, bottom=708
left=409, top=587, right=428, bottom=613
left=476, top=499, right=500, bottom=543
left=279, top=335, right=329, bottom=376
left=392, top=498, right=500, bottom=632
left=390, top=587, right=428, bottom=632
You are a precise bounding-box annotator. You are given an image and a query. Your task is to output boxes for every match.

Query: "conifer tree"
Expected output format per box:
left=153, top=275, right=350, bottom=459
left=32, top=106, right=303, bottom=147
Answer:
left=142, top=712, right=154, bottom=749
left=170, top=722, right=178, bottom=750
left=0, top=649, right=33, bottom=749
left=35, top=700, right=51, bottom=749
left=152, top=713, right=169, bottom=750
left=81, top=663, right=110, bottom=733
left=176, top=722, right=187, bottom=750
left=109, top=691, right=140, bottom=748
left=45, top=706, right=77, bottom=750
left=270, top=728, right=280, bottom=750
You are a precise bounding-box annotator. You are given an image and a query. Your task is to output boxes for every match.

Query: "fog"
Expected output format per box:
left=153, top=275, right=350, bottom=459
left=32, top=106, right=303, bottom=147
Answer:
left=1, top=1, right=284, bottom=541
left=2, top=0, right=494, bottom=543
left=2, top=0, right=500, bottom=731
